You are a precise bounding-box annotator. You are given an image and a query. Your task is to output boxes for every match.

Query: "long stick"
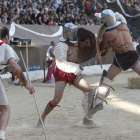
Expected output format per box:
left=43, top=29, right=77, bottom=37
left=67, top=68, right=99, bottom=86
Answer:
left=20, top=51, right=48, bottom=140
left=43, top=59, right=46, bottom=83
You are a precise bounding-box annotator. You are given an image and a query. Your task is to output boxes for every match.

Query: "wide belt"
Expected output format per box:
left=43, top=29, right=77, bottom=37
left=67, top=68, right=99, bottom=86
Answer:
left=110, top=42, right=135, bottom=53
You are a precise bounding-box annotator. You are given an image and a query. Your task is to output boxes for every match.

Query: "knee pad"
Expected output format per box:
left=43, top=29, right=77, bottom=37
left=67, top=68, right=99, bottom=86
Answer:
left=82, top=89, right=98, bottom=120
left=0, top=130, right=5, bottom=140
left=96, top=70, right=114, bottom=105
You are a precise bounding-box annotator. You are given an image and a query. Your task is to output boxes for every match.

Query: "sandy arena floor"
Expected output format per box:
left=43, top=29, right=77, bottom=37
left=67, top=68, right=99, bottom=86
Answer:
left=5, top=71, right=140, bottom=140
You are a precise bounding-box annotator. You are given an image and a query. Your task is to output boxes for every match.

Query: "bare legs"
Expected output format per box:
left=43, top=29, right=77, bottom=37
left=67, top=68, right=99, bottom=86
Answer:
left=72, top=75, right=95, bottom=126
left=0, top=105, right=10, bottom=140
left=37, top=81, right=67, bottom=127
left=107, top=64, right=122, bottom=80
left=131, top=60, right=140, bottom=75
left=0, top=105, right=10, bottom=130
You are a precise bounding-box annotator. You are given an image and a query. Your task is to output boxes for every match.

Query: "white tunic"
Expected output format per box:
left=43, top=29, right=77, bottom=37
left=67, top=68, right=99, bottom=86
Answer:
left=0, top=40, right=19, bottom=105
left=46, top=45, right=54, bottom=61
left=0, top=40, right=19, bottom=72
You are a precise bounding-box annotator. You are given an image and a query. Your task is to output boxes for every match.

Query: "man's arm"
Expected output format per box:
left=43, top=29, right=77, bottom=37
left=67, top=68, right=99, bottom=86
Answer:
left=8, top=58, right=35, bottom=94
left=38, top=16, right=43, bottom=25
left=100, top=33, right=110, bottom=56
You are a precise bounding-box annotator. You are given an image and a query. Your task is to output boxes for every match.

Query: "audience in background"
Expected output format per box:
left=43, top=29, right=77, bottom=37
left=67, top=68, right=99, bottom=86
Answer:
left=122, top=0, right=140, bottom=10
left=1, top=0, right=139, bottom=27
left=0, top=0, right=106, bottom=26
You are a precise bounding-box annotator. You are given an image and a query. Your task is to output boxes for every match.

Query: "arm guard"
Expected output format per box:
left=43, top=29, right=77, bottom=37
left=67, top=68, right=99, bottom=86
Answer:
left=55, top=42, right=82, bottom=75
left=115, top=12, right=127, bottom=24
left=15, top=70, right=27, bottom=86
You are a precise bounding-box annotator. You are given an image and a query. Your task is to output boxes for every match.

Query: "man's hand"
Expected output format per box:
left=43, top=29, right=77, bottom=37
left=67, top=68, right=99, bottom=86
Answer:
left=85, top=39, right=91, bottom=47
left=25, top=84, right=35, bottom=94
left=101, top=49, right=108, bottom=56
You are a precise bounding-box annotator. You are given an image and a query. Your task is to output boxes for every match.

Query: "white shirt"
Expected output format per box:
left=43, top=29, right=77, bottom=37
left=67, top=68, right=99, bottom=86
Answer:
left=132, top=41, right=138, bottom=50
left=56, top=0, right=61, bottom=4
left=0, top=40, right=19, bottom=70
left=46, top=46, right=54, bottom=61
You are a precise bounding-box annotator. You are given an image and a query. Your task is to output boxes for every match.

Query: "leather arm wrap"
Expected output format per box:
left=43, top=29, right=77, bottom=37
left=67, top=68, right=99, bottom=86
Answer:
left=15, top=70, right=27, bottom=86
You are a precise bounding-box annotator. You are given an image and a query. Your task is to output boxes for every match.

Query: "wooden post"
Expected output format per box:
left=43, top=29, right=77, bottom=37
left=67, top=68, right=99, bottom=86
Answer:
left=43, top=59, right=46, bottom=83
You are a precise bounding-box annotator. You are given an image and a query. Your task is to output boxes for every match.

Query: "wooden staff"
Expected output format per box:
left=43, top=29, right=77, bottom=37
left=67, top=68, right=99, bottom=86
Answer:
left=43, top=59, right=46, bottom=83
left=20, top=51, right=49, bottom=140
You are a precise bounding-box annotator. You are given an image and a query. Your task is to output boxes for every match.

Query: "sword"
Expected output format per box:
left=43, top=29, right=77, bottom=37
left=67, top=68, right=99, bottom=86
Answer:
left=80, top=57, right=95, bottom=68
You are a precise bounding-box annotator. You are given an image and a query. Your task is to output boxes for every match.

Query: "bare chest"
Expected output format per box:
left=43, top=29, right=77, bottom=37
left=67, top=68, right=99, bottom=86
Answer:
left=67, top=46, right=79, bottom=63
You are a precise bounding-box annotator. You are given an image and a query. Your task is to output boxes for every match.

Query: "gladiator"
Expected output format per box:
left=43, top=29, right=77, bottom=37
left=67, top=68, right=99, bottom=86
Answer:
left=88, top=9, right=140, bottom=119
left=37, top=23, right=100, bottom=127
left=0, top=27, right=35, bottom=140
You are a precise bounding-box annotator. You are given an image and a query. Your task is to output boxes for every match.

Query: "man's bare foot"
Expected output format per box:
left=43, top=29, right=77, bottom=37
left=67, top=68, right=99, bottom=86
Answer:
left=37, top=119, right=45, bottom=128
left=83, top=117, right=98, bottom=128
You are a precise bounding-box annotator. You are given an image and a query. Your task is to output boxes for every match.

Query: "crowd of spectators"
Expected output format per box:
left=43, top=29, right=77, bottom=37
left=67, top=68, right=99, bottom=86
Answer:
left=0, top=0, right=109, bottom=26
left=122, top=0, right=140, bottom=10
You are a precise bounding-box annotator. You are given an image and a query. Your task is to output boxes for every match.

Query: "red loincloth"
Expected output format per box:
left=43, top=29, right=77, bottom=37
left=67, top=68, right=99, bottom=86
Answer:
left=54, top=67, right=76, bottom=84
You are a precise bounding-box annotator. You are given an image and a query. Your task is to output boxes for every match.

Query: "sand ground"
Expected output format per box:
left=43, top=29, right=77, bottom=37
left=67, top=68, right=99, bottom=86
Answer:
left=5, top=71, right=140, bottom=140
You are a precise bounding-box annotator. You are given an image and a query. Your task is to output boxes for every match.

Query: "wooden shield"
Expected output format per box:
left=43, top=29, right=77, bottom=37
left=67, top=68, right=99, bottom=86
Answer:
left=96, top=24, right=106, bottom=68
left=77, top=28, right=96, bottom=63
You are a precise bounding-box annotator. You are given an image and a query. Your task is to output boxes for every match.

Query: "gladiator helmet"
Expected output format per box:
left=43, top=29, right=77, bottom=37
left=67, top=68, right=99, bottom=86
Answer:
left=101, top=9, right=121, bottom=30
left=61, top=23, right=77, bottom=43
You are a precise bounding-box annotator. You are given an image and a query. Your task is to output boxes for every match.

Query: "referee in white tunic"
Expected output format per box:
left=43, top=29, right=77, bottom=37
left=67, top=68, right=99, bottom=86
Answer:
left=0, top=27, right=35, bottom=140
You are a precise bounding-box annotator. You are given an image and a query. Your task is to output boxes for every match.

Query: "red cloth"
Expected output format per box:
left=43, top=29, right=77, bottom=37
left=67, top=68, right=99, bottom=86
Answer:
left=85, top=1, right=91, bottom=13
left=0, top=42, right=4, bottom=46
left=45, top=60, right=55, bottom=81
left=54, top=67, right=76, bottom=83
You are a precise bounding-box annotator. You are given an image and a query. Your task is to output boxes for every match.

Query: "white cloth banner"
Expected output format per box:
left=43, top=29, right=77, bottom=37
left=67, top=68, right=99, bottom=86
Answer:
left=106, top=0, right=140, bottom=18
left=9, top=22, right=63, bottom=37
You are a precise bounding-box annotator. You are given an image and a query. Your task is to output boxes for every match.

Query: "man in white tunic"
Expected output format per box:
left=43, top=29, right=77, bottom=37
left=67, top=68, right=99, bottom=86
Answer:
left=0, top=27, right=35, bottom=140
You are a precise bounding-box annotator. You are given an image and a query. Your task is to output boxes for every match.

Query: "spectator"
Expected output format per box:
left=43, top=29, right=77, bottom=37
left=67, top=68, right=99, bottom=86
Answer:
left=56, top=0, right=62, bottom=5
left=102, top=3, right=109, bottom=11
left=31, top=10, right=37, bottom=24
left=23, top=14, right=30, bottom=24
left=21, top=0, right=26, bottom=8
left=53, top=0, right=59, bottom=10
left=12, top=0, right=19, bottom=8
left=85, top=0, right=91, bottom=15
left=56, top=4, right=64, bottom=14
left=42, top=3, right=48, bottom=12
left=48, top=15, right=54, bottom=25
left=45, top=41, right=56, bottom=83
left=58, top=16, right=65, bottom=25
left=7, top=16, right=13, bottom=24
left=74, top=3, right=80, bottom=14
left=36, top=8, right=44, bottom=25
left=33, top=0, right=38, bottom=9
left=91, top=0, right=103, bottom=16
left=64, top=13, right=71, bottom=23
left=0, top=17, right=6, bottom=23
left=18, top=4, right=23, bottom=14
left=1, top=1, right=8, bottom=13
left=29, top=3, right=36, bottom=11
left=48, top=5, right=56, bottom=16
left=42, top=14, right=49, bottom=25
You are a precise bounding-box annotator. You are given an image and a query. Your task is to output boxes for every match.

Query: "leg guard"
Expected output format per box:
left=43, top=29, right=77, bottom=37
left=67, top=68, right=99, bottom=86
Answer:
left=0, top=130, right=5, bottom=140
left=82, top=89, right=103, bottom=120
left=96, top=70, right=114, bottom=105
